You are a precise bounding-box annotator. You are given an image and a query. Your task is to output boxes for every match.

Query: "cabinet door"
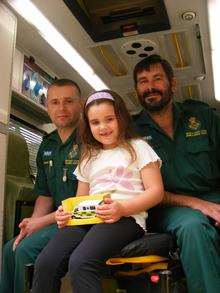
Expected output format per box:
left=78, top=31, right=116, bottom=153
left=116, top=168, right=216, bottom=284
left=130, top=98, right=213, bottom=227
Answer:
left=0, top=3, right=16, bottom=124
left=0, top=3, right=17, bottom=270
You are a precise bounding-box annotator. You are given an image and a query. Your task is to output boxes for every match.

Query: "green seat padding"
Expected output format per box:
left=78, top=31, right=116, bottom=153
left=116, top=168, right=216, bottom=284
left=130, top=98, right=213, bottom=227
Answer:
left=4, top=132, right=38, bottom=242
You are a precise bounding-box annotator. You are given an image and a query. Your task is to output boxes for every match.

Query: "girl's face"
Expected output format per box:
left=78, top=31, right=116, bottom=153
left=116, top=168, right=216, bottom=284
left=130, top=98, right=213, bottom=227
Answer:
left=87, top=102, right=119, bottom=149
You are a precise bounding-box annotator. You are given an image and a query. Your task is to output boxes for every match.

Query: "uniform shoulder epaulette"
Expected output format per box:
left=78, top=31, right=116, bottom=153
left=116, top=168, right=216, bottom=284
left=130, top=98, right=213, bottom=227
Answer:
left=43, top=129, right=57, bottom=140
left=182, top=99, right=210, bottom=108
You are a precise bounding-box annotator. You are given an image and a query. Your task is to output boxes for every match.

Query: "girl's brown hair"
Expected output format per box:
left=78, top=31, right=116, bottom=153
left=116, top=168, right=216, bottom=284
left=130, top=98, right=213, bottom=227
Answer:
left=79, top=90, right=139, bottom=168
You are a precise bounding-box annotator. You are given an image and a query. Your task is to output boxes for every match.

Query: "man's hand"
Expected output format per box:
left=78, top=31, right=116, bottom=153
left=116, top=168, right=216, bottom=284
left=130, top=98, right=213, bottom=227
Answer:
left=55, top=206, right=71, bottom=228
left=164, top=192, right=220, bottom=227
left=96, top=197, right=124, bottom=223
left=193, top=198, right=220, bottom=227
left=12, top=196, right=56, bottom=251
left=23, top=217, right=46, bottom=236
left=12, top=216, right=50, bottom=251
left=18, top=218, right=29, bottom=230
left=12, top=218, right=31, bottom=251
left=13, top=227, right=28, bottom=251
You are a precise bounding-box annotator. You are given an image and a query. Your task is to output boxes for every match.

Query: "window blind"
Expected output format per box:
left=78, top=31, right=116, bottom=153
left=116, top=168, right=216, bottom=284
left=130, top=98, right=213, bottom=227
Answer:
left=9, top=119, right=44, bottom=175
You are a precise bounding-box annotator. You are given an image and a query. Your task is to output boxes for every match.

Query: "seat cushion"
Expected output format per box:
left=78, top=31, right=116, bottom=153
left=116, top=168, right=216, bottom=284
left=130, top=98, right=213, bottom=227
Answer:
left=120, top=233, right=176, bottom=257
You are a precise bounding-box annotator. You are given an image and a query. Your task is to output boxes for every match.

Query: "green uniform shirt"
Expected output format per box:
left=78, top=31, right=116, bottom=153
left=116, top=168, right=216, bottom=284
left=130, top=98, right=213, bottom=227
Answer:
left=133, top=100, right=220, bottom=197
left=34, top=129, right=80, bottom=208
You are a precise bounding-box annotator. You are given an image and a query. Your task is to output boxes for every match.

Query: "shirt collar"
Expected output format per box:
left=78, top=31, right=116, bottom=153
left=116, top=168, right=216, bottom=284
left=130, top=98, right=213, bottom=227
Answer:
left=135, top=102, right=184, bottom=132
left=48, top=129, right=78, bottom=145
left=172, top=102, right=185, bottom=131
left=135, top=109, right=153, bottom=126
left=173, top=102, right=183, bottom=119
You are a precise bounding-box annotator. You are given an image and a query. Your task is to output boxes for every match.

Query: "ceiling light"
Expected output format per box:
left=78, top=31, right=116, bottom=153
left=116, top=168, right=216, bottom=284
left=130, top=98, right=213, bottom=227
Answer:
left=208, top=0, right=220, bottom=101
left=7, top=0, right=108, bottom=91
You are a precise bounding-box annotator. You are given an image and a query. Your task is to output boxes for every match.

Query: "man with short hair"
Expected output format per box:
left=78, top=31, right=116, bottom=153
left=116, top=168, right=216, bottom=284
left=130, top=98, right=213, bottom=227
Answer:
left=0, top=79, right=82, bottom=293
left=133, top=54, right=220, bottom=293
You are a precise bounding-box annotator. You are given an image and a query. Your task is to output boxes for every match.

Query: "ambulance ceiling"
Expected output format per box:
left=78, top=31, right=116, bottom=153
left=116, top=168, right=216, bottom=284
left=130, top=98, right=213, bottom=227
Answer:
left=6, top=0, right=219, bottom=113
left=63, top=0, right=170, bottom=42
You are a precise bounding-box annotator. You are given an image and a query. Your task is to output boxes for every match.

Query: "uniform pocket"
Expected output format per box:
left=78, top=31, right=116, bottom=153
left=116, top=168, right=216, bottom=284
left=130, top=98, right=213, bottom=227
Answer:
left=65, top=165, right=78, bottom=198
left=186, top=136, right=219, bottom=180
left=67, top=165, right=77, bottom=181
left=43, top=163, right=56, bottom=194
left=43, top=161, right=56, bottom=179
left=186, top=136, right=211, bottom=153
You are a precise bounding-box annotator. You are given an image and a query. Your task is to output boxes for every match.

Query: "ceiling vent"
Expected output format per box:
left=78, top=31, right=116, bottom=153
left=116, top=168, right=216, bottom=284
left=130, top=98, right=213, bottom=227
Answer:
left=64, top=0, right=170, bottom=42
left=121, top=39, right=158, bottom=58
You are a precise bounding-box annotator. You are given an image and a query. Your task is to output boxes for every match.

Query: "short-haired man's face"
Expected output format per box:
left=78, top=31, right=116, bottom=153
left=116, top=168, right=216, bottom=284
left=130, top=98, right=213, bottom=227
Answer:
left=136, top=63, right=175, bottom=112
left=47, top=85, right=81, bottom=130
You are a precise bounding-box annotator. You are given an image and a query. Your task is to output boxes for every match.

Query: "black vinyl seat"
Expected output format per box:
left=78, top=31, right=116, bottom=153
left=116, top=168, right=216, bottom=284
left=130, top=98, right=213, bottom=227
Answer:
left=24, top=232, right=186, bottom=293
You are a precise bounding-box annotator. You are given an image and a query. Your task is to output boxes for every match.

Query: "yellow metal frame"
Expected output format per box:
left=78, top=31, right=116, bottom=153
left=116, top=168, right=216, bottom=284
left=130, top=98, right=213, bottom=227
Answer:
left=172, top=33, right=188, bottom=67
left=106, top=255, right=167, bottom=265
left=116, top=262, right=169, bottom=277
left=106, top=255, right=169, bottom=277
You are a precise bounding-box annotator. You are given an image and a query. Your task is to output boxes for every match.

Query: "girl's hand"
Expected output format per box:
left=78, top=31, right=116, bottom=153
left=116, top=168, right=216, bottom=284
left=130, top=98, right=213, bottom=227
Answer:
left=55, top=205, right=72, bottom=228
left=96, top=197, right=124, bottom=223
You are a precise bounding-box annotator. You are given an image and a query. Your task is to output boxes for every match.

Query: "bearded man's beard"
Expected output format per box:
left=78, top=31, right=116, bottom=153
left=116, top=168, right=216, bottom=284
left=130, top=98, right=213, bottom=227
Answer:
left=138, top=86, right=173, bottom=112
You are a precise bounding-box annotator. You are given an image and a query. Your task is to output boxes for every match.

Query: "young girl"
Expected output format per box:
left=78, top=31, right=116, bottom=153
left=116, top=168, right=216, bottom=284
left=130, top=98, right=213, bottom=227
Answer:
left=32, top=90, right=164, bottom=293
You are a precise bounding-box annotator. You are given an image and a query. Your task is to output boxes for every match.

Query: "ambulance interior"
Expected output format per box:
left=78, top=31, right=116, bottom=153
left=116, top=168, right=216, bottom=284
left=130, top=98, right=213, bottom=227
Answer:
left=0, top=0, right=219, bottom=291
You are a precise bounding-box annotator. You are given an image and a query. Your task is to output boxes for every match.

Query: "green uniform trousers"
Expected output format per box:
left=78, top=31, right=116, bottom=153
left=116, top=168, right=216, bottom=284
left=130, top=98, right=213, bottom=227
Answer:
left=149, top=194, right=220, bottom=293
left=0, top=224, right=58, bottom=293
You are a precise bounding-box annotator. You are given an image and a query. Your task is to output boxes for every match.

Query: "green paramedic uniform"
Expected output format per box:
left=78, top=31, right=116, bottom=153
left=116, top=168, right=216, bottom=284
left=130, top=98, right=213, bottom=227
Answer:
left=133, top=100, right=220, bottom=293
left=0, top=129, right=80, bottom=293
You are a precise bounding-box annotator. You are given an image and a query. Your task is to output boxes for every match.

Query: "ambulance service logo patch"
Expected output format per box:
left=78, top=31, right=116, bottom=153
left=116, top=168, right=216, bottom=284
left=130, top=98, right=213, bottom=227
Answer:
left=65, top=144, right=79, bottom=165
left=188, top=117, right=201, bottom=131
left=185, top=116, right=207, bottom=137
